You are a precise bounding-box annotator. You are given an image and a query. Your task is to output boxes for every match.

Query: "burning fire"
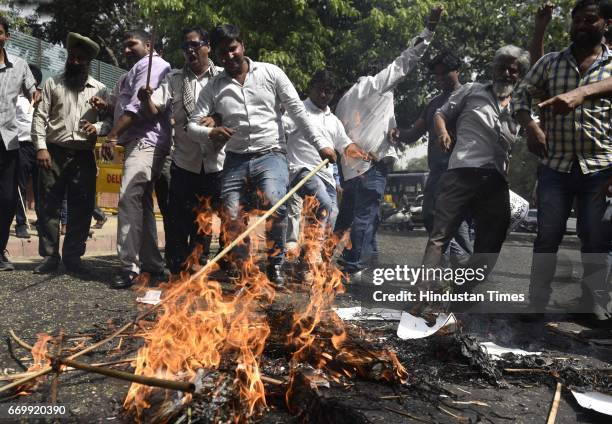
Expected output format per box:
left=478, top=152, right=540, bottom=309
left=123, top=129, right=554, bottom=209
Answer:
left=124, top=193, right=407, bottom=422
left=124, top=203, right=275, bottom=422
left=29, top=333, right=53, bottom=373
left=285, top=198, right=407, bottom=397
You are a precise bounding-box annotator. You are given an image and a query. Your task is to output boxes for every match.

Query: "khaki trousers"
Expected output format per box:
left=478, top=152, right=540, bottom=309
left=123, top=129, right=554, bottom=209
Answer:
left=117, top=139, right=167, bottom=274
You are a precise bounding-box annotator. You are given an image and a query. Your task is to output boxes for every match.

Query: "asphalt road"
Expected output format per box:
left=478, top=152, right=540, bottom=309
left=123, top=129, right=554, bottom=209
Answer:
left=342, top=228, right=585, bottom=315
left=0, top=228, right=608, bottom=423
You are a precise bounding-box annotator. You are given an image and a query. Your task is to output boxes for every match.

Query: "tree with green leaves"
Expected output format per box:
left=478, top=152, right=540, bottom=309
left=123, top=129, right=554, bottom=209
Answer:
left=0, top=0, right=35, bottom=34
left=29, top=0, right=145, bottom=67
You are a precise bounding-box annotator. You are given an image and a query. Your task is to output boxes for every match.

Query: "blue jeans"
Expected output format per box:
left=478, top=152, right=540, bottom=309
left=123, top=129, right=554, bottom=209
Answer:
left=530, top=163, right=612, bottom=310
left=221, top=151, right=289, bottom=267
left=292, top=169, right=338, bottom=232
left=424, top=167, right=474, bottom=265
left=334, top=162, right=387, bottom=273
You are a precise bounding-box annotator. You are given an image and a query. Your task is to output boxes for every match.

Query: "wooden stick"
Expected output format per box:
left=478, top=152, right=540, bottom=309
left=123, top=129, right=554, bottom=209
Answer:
left=504, top=368, right=549, bottom=374
left=189, top=159, right=330, bottom=281
left=261, top=376, right=284, bottom=386
left=546, top=382, right=562, bottom=424
left=50, top=331, right=64, bottom=405
left=7, top=328, right=193, bottom=392
left=383, top=406, right=432, bottom=423
left=145, top=16, right=157, bottom=89
left=57, top=357, right=194, bottom=393
left=0, top=358, right=137, bottom=381
left=1, top=161, right=329, bottom=394
left=1, top=321, right=136, bottom=394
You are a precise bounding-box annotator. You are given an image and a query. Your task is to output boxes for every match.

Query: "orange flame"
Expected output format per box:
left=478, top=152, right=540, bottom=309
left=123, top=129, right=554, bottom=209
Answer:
left=124, top=199, right=274, bottom=422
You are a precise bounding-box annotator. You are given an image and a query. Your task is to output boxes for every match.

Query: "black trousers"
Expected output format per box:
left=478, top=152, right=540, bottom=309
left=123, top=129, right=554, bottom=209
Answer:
left=37, top=144, right=96, bottom=260
left=154, top=155, right=172, bottom=240
left=0, top=140, right=19, bottom=251
left=422, top=168, right=510, bottom=278
left=166, top=162, right=223, bottom=274
left=15, top=142, right=39, bottom=228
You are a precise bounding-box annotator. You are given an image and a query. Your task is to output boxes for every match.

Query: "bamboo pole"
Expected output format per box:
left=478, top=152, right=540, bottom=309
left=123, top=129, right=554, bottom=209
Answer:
left=1, top=320, right=137, bottom=394
left=50, top=331, right=64, bottom=405
left=6, top=330, right=194, bottom=393
left=0, top=160, right=329, bottom=394
left=57, top=357, right=194, bottom=393
left=145, top=16, right=157, bottom=89
left=546, top=382, right=562, bottom=424
left=188, top=159, right=330, bottom=284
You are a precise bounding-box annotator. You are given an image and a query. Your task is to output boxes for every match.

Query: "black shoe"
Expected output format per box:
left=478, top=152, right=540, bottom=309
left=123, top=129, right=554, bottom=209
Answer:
left=15, top=225, right=30, bottom=239
left=142, top=269, right=168, bottom=285
left=266, top=264, right=285, bottom=287
left=111, top=271, right=138, bottom=289
left=63, top=258, right=91, bottom=277
left=0, top=251, right=15, bottom=271
left=92, top=215, right=108, bottom=229
left=33, top=256, right=60, bottom=274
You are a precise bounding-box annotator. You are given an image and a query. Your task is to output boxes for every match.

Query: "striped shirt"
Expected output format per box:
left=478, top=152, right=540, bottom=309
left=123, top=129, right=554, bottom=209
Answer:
left=513, top=44, right=612, bottom=174
left=152, top=62, right=225, bottom=174
left=0, top=51, right=37, bottom=150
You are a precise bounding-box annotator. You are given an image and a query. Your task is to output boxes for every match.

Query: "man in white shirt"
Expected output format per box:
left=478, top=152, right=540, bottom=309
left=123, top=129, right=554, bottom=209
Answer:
left=140, top=27, right=224, bottom=276
left=188, top=24, right=336, bottom=285
left=14, top=64, right=42, bottom=239
left=283, top=70, right=366, bottom=258
left=334, top=6, right=443, bottom=278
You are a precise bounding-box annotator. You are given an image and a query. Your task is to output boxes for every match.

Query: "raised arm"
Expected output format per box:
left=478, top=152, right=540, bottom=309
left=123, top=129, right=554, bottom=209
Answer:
left=366, top=6, right=443, bottom=95
left=529, top=2, right=555, bottom=65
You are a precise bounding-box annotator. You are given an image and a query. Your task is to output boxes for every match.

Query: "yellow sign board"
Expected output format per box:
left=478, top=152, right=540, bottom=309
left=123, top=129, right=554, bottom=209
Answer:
left=96, top=163, right=123, bottom=194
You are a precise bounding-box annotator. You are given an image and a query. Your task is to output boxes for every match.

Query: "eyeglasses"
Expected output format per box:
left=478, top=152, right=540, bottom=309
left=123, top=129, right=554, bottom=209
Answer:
left=181, top=41, right=208, bottom=51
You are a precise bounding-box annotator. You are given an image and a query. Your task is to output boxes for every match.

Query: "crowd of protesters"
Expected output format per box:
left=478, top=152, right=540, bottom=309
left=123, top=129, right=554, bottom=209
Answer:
left=0, top=0, right=610, bottom=323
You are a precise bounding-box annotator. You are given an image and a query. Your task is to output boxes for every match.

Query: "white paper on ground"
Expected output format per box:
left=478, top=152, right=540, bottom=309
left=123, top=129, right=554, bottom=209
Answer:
left=480, top=342, right=541, bottom=359
left=396, top=312, right=457, bottom=339
left=335, top=307, right=403, bottom=321
left=571, top=390, right=612, bottom=416
left=136, top=289, right=162, bottom=305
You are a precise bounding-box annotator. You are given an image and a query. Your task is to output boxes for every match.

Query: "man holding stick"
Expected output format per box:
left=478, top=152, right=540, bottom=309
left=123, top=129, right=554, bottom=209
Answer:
left=101, top=30, right=171, bottom=289
left=139, top=27, right=224, bottom=276
left=188, top=24, right=336, bottom=286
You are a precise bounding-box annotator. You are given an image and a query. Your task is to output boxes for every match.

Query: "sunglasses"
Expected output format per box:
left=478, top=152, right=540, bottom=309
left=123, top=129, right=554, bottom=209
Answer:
left=181, top=40, right=208, bottom=51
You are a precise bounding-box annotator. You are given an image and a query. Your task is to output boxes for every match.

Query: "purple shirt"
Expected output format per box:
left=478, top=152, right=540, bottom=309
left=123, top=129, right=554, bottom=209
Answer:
left=115, top=53, right=171, bottom=150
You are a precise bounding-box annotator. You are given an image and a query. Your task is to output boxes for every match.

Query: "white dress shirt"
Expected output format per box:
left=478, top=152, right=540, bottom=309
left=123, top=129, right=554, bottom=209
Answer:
left=187, top=58, right=332, bottom=154
left=335, top=28, right=434, bottom=181
left=283, top=98, right=352, bottom=187
left=16, top=95, right=33, bottom=142
left=152, top=64, right=225, bottom=174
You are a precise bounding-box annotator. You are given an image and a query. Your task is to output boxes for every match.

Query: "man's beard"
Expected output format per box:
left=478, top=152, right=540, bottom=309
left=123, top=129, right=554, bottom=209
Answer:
left=64, top=63, right=89, bottom=91
left=571, top=28, right=605, bottom=48
left=493, top=80, right=515, bottom=98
